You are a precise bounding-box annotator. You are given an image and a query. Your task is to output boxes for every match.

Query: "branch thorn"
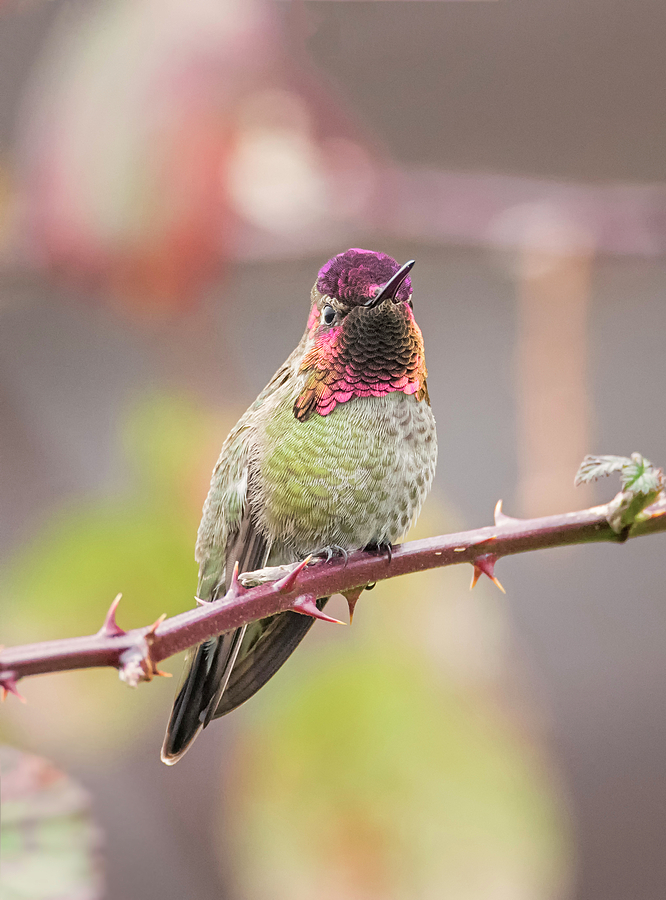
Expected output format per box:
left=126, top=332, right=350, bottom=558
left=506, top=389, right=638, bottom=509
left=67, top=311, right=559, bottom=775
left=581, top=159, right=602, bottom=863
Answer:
left=471, top=534, right=498, bottom=548
left=228, top=561, right=245, bottom=598
left=151, top=665, right=172, bottom=678
left=291, top=593, right=346, bottom=624
left=494, top=500, right=520, bottom=526
left=0, top=671, right=26, bottom=703
left=98, top=593, right=126, bottom=638
left=342, top=587, right=363, bottom=624
left=273, top=555, right=313, bottom=594
left=145, top=613, right=167, bottom=639
left=470, top=554, right=506, bottom=594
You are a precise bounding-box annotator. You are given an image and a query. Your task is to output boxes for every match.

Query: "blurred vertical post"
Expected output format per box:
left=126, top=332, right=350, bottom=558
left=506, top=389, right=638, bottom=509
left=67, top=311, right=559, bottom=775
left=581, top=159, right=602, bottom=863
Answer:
left=514, top=209, right=594, bottom=516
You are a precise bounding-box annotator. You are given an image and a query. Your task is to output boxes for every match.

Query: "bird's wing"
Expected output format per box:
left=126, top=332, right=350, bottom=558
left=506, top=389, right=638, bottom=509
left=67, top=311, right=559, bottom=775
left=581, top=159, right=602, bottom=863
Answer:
left=160, top=498, right=270, bottom=764
left=161, top=405, right=267, bottom=764
left=161, top=350, right=311, bottom=764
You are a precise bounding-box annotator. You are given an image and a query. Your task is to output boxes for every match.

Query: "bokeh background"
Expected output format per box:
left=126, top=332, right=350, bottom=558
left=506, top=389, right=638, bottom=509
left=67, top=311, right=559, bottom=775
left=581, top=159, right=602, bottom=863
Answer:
left=1, top=1, right=665, bottom=898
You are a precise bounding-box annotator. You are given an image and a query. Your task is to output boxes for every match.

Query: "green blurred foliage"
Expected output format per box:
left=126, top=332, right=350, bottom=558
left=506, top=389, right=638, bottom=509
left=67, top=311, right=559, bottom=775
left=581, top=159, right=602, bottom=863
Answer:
left=0, top=393, right=233, bottom=758
left=0, top=745, right=103, bottom=899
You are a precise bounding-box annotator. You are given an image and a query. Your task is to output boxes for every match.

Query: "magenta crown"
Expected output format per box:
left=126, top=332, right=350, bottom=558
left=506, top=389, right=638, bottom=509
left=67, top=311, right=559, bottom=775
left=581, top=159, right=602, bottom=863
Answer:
left=316, top=249, right=412, bottom=306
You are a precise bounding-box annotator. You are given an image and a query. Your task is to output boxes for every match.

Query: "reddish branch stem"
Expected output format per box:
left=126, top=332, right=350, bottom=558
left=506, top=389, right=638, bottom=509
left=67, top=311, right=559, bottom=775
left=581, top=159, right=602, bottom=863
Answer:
left=2, top=494, right=666, bottom=689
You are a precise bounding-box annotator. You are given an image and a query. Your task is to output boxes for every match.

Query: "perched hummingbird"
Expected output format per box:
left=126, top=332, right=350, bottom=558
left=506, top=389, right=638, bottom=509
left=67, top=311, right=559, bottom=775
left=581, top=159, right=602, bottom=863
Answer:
left=161, top=249, right=437, bottom=764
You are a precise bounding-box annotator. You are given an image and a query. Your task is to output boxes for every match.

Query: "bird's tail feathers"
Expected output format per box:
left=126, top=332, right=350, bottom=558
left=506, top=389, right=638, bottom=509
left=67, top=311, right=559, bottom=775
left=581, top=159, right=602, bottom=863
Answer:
left=160, top=626, right=246, bottom=765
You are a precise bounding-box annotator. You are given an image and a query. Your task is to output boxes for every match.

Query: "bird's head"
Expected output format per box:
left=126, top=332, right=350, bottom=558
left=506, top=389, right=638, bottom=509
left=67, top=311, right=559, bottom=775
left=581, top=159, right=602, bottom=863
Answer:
left=294, top=249, right=429, bottom=421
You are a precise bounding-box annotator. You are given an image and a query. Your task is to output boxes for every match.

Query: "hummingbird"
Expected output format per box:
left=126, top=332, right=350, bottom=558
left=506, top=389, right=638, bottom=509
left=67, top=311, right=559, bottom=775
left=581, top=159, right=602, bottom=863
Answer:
left=161, top=249, right=437, bottom=764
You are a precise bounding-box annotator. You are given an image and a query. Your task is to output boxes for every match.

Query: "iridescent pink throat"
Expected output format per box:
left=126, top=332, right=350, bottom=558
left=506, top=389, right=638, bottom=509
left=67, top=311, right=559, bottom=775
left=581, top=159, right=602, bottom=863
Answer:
left=293, top=302, right=429, bottom=422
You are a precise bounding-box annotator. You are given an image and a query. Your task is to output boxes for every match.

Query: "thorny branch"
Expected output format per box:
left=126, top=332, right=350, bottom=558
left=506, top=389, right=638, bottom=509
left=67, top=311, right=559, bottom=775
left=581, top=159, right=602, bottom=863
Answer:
left=1, top=456, right=666, bottom=699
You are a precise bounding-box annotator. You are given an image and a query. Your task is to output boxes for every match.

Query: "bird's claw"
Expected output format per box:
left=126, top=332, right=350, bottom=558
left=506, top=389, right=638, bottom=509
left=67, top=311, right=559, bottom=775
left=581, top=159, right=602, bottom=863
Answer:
left=308, top=545, right=349, bottom=565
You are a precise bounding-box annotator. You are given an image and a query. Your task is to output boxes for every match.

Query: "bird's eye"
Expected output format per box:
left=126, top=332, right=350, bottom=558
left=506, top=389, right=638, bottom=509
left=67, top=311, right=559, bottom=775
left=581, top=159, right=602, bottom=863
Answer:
left=322, top=305, right=336, bottom=326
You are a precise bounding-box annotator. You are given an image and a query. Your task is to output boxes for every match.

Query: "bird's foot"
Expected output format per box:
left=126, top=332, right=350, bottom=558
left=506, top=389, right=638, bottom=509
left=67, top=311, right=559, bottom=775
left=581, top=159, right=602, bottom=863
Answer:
left=308, top=545, right=349, bottom=565
left=239, top=546, right=347, bottom=589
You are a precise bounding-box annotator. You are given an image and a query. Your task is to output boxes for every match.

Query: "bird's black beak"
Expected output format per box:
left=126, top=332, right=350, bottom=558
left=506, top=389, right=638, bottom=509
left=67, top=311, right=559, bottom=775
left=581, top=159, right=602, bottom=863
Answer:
left=364, top=260, right=415, bottom=309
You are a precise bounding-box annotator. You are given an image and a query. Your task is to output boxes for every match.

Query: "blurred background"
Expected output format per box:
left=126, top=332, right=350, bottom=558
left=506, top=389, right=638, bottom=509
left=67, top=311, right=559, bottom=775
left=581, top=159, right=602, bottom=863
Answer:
left=0, top=1, right=665, bottom=897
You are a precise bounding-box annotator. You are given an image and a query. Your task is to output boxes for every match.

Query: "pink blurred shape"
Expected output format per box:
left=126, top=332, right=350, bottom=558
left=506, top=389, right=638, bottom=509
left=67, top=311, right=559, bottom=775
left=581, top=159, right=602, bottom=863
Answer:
left=18, top=0, right=378, bottom=315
